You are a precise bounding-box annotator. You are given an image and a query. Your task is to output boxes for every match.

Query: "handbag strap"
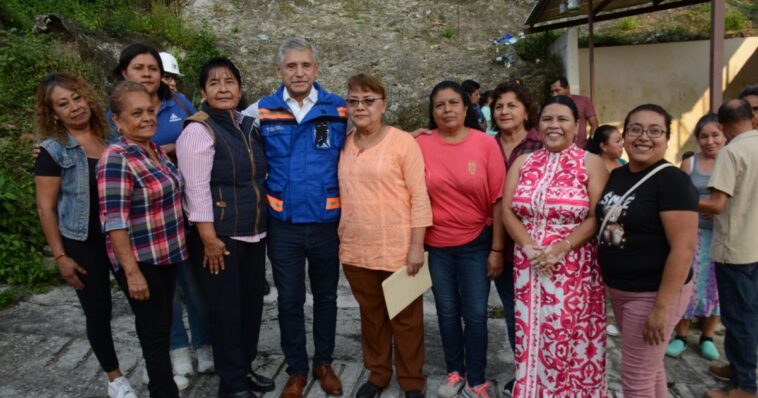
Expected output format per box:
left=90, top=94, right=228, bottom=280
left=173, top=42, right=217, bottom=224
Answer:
left=597, top=162, right=673, bottom=241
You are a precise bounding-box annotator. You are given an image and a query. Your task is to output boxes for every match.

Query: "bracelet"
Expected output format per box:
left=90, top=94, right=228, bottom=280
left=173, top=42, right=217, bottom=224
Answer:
left=563, top=239, right=572, bottom=251
left=490, top=248, right=504, bottom=253
left=53, top=253, right=66, bottom=261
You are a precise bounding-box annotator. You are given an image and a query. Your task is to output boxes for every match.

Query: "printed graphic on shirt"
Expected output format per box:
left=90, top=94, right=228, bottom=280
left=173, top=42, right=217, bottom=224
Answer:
left=169, top=113, right=182, bottom=123
left=598, top=191, right=635, bottom=248
left=467, top=160, right=476, bottom=175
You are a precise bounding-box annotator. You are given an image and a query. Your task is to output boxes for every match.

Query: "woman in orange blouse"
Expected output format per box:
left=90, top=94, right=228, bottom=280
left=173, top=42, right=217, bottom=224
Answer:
left=338, top=74, right=432, bottom=398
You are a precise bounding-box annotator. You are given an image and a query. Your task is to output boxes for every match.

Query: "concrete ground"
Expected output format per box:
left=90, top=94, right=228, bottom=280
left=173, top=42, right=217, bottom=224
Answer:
left=0, top=263, right=730, bottom=398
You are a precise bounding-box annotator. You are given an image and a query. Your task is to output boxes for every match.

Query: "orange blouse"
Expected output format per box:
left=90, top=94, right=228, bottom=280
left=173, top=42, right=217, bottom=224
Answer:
left=338, top=127, right=433, bottom=271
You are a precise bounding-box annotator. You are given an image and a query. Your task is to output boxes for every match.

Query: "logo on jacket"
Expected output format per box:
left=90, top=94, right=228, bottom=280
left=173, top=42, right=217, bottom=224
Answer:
left=169, top=113, right=182, bottom=122
left=315, top=120, right=330, bottom=149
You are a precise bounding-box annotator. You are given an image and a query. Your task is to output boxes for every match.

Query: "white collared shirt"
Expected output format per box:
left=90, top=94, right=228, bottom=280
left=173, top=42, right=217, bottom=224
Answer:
left=284, top=86, right=319, bottom=123
left=242, top=86, right=319, bottom=126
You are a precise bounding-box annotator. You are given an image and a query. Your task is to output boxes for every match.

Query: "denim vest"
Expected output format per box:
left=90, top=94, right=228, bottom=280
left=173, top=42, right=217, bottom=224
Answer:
left=39, top=131, right=118, bottom=241
left=183, top=111, right=267, bottom=236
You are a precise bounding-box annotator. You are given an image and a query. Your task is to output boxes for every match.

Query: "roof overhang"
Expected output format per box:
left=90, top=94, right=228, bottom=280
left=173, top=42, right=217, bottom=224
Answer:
left=524, top=0, right=710, bottom=33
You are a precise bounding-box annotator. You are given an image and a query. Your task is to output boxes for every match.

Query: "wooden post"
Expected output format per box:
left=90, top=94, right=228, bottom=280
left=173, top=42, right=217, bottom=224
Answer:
left=709, top=0, right=724, bottom=112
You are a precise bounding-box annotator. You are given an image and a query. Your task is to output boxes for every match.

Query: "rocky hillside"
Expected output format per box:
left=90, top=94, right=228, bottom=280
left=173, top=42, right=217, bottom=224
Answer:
left=184, top=0, right=535, bottom=129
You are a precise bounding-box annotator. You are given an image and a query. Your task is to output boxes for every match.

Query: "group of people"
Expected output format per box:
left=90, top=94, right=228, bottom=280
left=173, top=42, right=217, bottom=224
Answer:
left=33, top=35, right=758, bottom=398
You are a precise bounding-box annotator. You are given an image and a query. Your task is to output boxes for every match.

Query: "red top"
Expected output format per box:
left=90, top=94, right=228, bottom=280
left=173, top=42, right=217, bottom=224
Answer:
left=571, top=94, right=596, bottom=148
left=417, top=129, right=506, bottom=247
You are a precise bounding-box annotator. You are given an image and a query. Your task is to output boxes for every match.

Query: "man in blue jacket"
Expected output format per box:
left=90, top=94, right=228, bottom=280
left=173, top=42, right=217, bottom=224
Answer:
left=256, top=38, right=346, bottom=398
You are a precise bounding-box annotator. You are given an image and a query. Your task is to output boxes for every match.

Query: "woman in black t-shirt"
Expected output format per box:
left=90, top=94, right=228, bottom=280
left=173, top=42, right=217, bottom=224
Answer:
left=596, top=104, right=698, bottom=398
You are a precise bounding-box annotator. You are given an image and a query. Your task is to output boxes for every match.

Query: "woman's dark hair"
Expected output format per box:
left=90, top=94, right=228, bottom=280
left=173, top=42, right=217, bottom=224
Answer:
left=479, top=90, right=492, bottom=107
left=199, top=57, right=242, bottom=89
left=428, top=81, right=481, bottom=130
left=490, top=79, right=538, bottom=130
left=623, top=103, right=672, bottom=139
left=585, top=124, right=619, bottom=154
left=113, top=43, right=171, bottom=100
left=693, top=113, right=720, bottom=139
left=539, top=95, right=579, bottom=122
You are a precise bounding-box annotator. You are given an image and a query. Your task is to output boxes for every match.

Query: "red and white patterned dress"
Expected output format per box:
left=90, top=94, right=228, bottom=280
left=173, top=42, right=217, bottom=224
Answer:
left=511, top=145, right=607, bottom=397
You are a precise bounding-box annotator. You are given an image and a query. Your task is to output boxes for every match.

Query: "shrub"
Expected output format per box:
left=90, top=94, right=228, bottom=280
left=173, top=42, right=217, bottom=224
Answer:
left=514, top=30, right=561, bottom=62
left=615, top=17, right=639, bottom=31
left=725, top=9, right=748, bottom=31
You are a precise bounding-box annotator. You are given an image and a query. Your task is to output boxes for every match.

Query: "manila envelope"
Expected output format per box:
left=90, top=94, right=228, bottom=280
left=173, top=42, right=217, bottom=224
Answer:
left=382, top=260, right=432, bottom=320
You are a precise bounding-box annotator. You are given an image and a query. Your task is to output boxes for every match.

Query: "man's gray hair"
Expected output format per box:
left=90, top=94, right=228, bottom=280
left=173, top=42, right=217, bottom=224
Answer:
left=275, top=38, right=319, bottom=65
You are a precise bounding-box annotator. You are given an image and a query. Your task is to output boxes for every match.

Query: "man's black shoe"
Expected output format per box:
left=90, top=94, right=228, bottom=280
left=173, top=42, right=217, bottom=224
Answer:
left=247, top=372, right=276, bottom=392
left=404, top=389, right=425, bottom=398
left=356, top=381, right=383, bottom=398
left=219, top=389, right=255, bottom=398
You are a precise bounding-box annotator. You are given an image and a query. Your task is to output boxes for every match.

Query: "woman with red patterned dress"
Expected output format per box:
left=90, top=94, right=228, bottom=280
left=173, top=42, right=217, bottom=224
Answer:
left=502, top=95, right=609, bottom=397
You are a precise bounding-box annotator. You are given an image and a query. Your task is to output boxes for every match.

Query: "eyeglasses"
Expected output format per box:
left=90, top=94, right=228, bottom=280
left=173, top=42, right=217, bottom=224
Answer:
left=625, top=125, right=666, bottom=138
left=346, top=97, right=384, bottom=108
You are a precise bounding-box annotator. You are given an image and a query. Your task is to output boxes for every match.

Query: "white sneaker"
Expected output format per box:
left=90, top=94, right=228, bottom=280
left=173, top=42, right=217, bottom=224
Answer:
left=171, top=347, right=194, bottom=376
left=606, top=324, right=620, bottom=337
left=141, top=367, right=190, bottom=391
left=108, top=376, right=138, bottom=398
left=196, top=345, right=215, bottom=373
left=461, top=382, right=493, bottom=398
left=437, top=372, right=466, bottom=398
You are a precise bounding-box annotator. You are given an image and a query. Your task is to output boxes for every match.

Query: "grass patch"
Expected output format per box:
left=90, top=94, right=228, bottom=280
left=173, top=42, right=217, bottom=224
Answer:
left=441, top=26, right=457, bottom=38
left=0, top=289, right=18, bottom=310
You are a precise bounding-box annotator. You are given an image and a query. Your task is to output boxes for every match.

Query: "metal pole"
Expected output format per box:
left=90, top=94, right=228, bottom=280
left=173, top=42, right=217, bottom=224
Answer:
left=710, top=0, right=724, bottom=112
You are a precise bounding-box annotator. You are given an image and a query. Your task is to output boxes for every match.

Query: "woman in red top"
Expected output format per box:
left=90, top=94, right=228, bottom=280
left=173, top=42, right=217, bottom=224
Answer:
left=416, top=81, right=506, bottom=398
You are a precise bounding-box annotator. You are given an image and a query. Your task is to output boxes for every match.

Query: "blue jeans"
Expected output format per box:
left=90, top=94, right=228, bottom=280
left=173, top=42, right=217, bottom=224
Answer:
left=267, top=219, right=339, bottom=375
left=494, top=262, right=516, bottom=352
left=427, top=227, right=492, bottom=386
left=715, top=262, right=758, bottom=393
left=170, top=258, right=211, bottom=350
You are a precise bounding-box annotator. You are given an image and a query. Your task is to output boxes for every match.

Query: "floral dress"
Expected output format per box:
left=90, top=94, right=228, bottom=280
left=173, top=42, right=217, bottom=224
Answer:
left=511, top=145, right=607, bottom=397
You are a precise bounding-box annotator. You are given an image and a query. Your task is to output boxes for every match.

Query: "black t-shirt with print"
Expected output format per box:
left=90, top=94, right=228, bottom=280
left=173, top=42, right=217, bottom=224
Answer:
left=596, top=159, right=697, bottom=292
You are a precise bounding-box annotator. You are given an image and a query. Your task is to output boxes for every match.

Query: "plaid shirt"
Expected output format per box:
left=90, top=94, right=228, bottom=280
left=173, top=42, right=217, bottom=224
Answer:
left=97, top=137, right=187, bottom=270
left=496, top=128, right=543, bottom=263
left=496, top=128, right=543, bottom=168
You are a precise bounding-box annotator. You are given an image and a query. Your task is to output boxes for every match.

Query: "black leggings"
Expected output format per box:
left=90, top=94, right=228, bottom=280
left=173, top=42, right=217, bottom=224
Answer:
left=62, top=235, right=119, bottom=373
left=115, top=262, right=178, bottom=398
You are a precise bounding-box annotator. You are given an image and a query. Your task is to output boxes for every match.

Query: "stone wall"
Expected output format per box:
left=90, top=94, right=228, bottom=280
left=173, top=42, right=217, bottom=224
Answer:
left=184, top=0, right=533, bottom=129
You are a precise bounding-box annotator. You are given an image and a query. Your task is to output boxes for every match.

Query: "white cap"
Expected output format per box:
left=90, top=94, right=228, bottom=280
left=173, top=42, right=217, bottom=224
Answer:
left=159, top=52, right=182, bottom=76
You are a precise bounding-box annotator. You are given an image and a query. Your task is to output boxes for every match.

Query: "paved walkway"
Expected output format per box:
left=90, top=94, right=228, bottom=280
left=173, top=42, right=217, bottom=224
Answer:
left=0, top=263, right=730, bottom=398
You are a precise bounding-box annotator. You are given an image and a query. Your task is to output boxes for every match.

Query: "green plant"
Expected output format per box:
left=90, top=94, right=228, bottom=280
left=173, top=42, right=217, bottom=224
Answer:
left=0, top=289, right=18, bottom=310
left=725, top=9, right=748, bottom=31
left=441, top=26, right=457, bottom=38
left=615, top=17, right=639, bottom=31
left=514, top=30, right=561, bottom=62
left=0, top=167, right=55, bottom=287
left=578, top=33, right=634, bottom=47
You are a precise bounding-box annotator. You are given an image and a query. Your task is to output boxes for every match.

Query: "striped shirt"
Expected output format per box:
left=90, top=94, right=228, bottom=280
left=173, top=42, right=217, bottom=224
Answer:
left=97, top=136, right=188, bottom=269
